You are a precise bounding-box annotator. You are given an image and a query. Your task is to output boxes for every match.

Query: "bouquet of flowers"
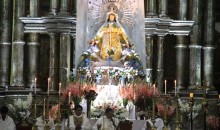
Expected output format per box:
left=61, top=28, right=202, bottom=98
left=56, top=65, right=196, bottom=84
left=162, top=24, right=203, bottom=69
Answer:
left=206, top=115, right=219, bottom=130
left=81, top=51, right=91, bottom=59
left=127, top=50, right=140, bottom=60
left=84, top=90, right=98, bottom=101
left=7, top=93, right=33, bottom=123
left=49, top=104, right=59, bottom=120
left=178, top=98, right=202, bottom=120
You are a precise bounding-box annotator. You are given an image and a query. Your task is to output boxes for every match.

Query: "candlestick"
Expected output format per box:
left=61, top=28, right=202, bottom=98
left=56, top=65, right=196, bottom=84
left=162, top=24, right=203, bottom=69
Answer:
left=153, top=84, right=155, bottom=96
left=59, top=82, right=61, bottom=95
left=174, top=80, right=176, bottom=96
left=43, top=97, right=45, bottom=118
left=47, top=78, right=50, bottom=96
left=165, top=80, right=167, bottom=95
left=34, top=78, right=37, bottom=94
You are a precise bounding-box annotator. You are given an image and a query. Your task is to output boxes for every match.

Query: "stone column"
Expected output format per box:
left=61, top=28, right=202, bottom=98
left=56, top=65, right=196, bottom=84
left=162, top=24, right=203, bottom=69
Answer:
left=10, top=0, right=25, bottom=87
left=176, top=0, right=188, bottom=90
left=145, top=0, right=157, bottom=17
left=59, top=0, right=70, bottom=16
left=189, top=0, right=202, bottom=89
left=203, top=0, right=215, bottom=89
left=0, top=0, right=12, bottom=88
left=72, top=0, right=77, bottom=16
left=49, top=33, right=59, bottom=92
left=60, top=33, right=71, bottom=87
left=156, top=36, right=164, bottom=93
left=158, top=0, right=169, bottom=18
left=145, top=35, right=154, bottom=85
left=49, top=0, right=58, bottom=15
left=26, top=0, right=40, bottom=88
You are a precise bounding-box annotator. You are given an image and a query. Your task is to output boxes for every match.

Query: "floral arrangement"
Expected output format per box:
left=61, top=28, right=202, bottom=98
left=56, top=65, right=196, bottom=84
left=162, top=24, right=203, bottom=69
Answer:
left=84, top=90, right=98, bottom=101
left=78, top=67, right=89, bottom=76
left=7, top=93, right=33, bottom=122
left=62, top=82, right=84, bottom=105
left=119, top=85, right=134, bottom=106
left=49, top=104, right=59, bottom=120
left=81, top=51, right=91, bottom=59
left=206, top=115, right=219, bottom=130
left=178, top=98, right=202, bottom=120
left=156, top=98, right=175, bottom=121
left=127, top=50, right=140, bottom=60
left=90, top=103, right=129, bottom=119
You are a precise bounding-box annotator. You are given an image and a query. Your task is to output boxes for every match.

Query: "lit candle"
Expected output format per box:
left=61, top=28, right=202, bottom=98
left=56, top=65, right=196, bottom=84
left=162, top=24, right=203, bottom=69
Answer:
left=68, top=92, right=71, bottom=104
left=174, top=80, right=176, bottom=96
left=219, top=94, right=220, bottom=100
left=190, top=93, right=194, bottom=101
left=43, top=98, right=45, bottom=117
left=165, top=80, right=167, bottom=95
left=34, top=78, right=37, bottom=94
left=59, top=82, right=61, bottom=95
left=153, top=84, right=156, bottom=95
left=47, top=78, right=50, bottom=96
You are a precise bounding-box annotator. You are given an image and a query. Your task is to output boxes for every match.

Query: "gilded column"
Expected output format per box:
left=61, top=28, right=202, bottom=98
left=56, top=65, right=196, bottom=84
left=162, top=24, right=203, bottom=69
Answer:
left=145, top=0, right=157, bottom=17
left=10, top=0, right=25, bottom=87
left=59, top=0, right=70, bottom=16
left=156, top=36, right=164, bottom=93
left=145, top=36, right=154, bottom=84
left=49, top=33, right=59, bottom=92
left=203, top=0, right=215, bottom=89
left=189, top=0, right=202, bottom=89
left=49, top=0, right=58, bottom=15
left=60, top=33, right=71, bottom=87
left=0, top=0, right=12, bottom=88
left=26, top=0, right=40, bottom=88
left=176, top=0, right=188, bottom=90
left=158, top=0, right=168, bottom=18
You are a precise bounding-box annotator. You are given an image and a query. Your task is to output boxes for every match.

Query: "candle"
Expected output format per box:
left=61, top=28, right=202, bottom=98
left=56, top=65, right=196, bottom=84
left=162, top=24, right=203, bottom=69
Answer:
left=190, top=93, right=193, bottom=98
left=219, top=94, right=220, bottom=100
left=59, top=82, right=61, bottom=95
left=174, top=80, right=176, bottom=96
left=34, top=78, right=37, bottom=94
left=43, top=98, right=45, bottom=117
left=68, top=92, right=71, bottom=104
left=165, top=80, right=167, bottom=95
left=48, top=78, right=50, bottom=96
left=153, top=84, right=155, bottom=95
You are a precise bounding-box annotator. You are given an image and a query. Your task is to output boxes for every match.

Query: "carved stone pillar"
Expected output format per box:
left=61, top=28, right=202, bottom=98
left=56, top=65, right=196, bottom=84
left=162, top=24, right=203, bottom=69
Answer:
left=0, top=0, right=12, bottom=88
left=203, top=0, right=215, bottom=89
left=72, top=0, right=77, bottom=16
left=60, top=33, right=71, bottom=87
left=49, top=0, right=58, bottom=15
left=176, top=0, right=188, bottom=90
left=49, top=33, right=59, bottom=92
left=156, top=36, right=164, bottom=93
left=145, top=35, right=154, bottom=84
left=59, top=0, right=70, bottom=16
left=26, top=0, right=40, bottom=88
left=10, top=0, right=25, bottom=87
left=189, top=0, right=202, bottom=89
left=158, top=0, right=168, bottom=18
left=145, top=0, right=157, bottom=17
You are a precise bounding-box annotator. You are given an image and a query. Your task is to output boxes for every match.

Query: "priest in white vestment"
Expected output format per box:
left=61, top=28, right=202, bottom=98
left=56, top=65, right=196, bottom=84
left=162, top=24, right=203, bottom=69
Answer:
left=92, top=108, right=120, bottom=130
left=0, top=106, right=16, bottom=130
left=65, top=105, right=91, bottom=130
left=35, top=115, right=54, bottom=130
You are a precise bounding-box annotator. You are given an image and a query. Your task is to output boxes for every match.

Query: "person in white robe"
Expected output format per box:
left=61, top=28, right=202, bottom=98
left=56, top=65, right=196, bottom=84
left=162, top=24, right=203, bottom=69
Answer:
left=65, top=105, right=91, bottom=130
left=35, top=114, right=54, bottom=130
left=92, top=108, right=120, bottom=130
left=0, top=106, right=16, bottom=130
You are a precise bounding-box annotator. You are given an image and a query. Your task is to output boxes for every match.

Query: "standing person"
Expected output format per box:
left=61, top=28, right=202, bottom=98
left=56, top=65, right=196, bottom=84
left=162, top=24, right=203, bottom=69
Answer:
left=35, top=110, right=54, bottom=130
left=92, top=108, right=120, bottom=130
left=0, top=106, right=16, bottom=130
left=66, top=105, right=91, bottom=130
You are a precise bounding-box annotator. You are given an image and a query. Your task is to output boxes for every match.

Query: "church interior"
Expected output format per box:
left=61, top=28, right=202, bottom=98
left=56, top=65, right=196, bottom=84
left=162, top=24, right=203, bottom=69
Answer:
left=0, top=0, right=220, bottom=130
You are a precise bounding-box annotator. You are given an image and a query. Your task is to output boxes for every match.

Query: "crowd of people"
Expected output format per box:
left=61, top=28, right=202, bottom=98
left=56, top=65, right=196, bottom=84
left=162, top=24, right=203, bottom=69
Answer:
left=0, top=104, right=165, bottom=130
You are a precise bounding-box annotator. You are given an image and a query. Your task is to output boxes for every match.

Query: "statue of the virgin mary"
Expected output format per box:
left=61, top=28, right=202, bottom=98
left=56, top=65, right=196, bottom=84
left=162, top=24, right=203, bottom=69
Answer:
left=94, top=8, right=129, bottom=61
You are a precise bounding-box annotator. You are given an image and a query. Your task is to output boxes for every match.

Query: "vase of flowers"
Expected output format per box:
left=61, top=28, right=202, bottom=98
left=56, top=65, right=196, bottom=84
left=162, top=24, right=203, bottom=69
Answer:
left=84, top=90, right=98, bottom=118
